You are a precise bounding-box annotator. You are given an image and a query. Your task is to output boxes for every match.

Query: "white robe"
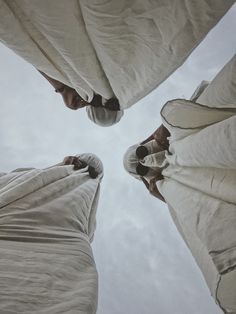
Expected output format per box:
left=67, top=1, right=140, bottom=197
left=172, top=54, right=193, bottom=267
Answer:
left=0, top=154, right=103, bottom=314
left=0, top=0, right=234, bottom=108
left=157, top=55, right=236, bottom=314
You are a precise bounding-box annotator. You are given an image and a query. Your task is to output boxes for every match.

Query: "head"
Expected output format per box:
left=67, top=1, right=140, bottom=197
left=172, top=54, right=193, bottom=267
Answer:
left=86, top=106, right=124, bottom=127
left=78, top=153, right=104, bottom=179
left=62, top=88, right=124, bottom=126
left=123, top=144, right=150, bottom=180
left=123, top=141, right=165, bottom=180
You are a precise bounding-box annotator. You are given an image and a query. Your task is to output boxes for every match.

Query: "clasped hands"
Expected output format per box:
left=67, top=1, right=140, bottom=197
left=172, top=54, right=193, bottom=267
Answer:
left=62, top=156, right=98, bottom=178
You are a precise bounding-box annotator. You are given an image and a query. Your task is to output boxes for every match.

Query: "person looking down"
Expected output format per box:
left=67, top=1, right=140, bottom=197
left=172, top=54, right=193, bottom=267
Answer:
left=39, top=71, right=124, bottom=127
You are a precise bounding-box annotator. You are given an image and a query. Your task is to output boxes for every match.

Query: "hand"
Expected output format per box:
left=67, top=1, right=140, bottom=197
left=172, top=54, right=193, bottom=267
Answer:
left=62, top=156, right=98, bottom=178
left=62, top=156, right=87, bottom=170
left=141, top=175, right=165, bottom=202
left=149, top=174, right=163, bottom=194
left=104, top=97, right=120, bottom=111
left=90, top=95, right=120, bottom=111
left=153, top=125, right=170, bottom=149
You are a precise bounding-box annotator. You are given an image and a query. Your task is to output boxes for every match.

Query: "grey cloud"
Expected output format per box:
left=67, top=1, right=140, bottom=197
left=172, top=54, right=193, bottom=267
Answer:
left=1, top=5, right=235, bottom=314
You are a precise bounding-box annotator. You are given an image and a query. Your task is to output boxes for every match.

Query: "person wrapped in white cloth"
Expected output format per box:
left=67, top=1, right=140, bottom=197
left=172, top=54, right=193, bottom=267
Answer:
left=124, top=55, right=236, bottom=314
left=0, top=0, right=234, bottom=126
left=0, top=153, right=103, bottom=314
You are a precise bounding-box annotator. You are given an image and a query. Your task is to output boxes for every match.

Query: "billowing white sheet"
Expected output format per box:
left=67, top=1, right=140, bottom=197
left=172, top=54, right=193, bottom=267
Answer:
left=0, top=0, right=234, bottom=108
left=0, top=0, right=113, bottom=102
left=157, top=56, right=236, bottom=313
left=0, top=155, right=103, bottom=314
left=197, top=54, right=236, bottom=108
left=80, top=0, right=234, bottom=108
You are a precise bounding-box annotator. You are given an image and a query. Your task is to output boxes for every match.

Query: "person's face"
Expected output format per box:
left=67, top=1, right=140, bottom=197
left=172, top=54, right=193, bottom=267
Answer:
left=61, top=86, right=89, bottom=110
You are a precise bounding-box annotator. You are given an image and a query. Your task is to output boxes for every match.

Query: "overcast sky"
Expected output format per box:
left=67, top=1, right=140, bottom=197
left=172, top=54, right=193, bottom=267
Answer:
left=0, top=5, right=235, bottom=314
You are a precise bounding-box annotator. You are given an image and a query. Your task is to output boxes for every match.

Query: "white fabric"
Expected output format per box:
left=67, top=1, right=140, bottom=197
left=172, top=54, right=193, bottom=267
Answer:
left=190, top=80, right=210, bottom=102
left=141, top=151, right=167, bottom=169
left=197, top=54, right=236, bottom=108
left=123, top=140, right=165, bottom=180
left=157, top=56, right=236, bottom=313
left=80, top=0, right=234, bottom=108
left=86, top=106, right=124, bottom=127
left=0, top=154, right=103, bottom=314
left=123, top=143, right=141, bottom=180
left=0, top=0, right=113, bottom=102
left=0, top=0, right=234, bottom=109
left=160, top=99, right=236, bottom=142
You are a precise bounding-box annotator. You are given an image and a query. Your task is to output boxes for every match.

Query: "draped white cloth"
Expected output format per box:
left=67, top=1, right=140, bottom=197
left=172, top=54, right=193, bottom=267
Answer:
left=0, top=154, right=103, bottom=314
left=123, top=140, right=165, bottom=180
left=0, top=0, right=234, bottom=108
left=86, top=103, right=124, bottom=127
left=157, top=55, right=236, bottom=314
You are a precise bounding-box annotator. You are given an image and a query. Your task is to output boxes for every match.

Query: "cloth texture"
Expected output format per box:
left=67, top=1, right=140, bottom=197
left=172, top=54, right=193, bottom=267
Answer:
left=158, top=55, right=236, bottom=313
left=0, top=154, right=103, bottom=314
left=0, top=0, right=234, bottom=110
left=86, top=105, right=124, bottom=127
left=123, top=140, right=166, bottom=180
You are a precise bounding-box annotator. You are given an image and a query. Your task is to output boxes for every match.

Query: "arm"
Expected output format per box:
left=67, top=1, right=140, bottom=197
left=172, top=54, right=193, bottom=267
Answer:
left=141, top=124, right=170, bottom=149
left=141, top=176, right=166, bottom=203
left=153, top=124, right=170, bottom=149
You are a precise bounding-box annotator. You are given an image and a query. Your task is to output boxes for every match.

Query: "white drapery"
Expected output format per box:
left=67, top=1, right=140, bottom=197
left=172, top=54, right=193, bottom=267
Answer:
left=158, top=55, right=236, bottom=313
left=0, top=154, right=103, bottom=314
left=0, top=0, right=234, bottom=108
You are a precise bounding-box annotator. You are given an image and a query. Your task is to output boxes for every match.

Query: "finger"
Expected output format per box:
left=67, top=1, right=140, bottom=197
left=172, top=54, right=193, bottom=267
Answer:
left=63, top=156, right=74, bottom=165
left=73, top=160, right=82, bottom=170
left=141, top=177, right=149, bottom=190
left=149, top=179, right=158, bottom=192
left=72, top=157, right=82, bottom=170
left=149, top=181, right=155, bottom=193
left=73, top=158, right=88, bottom=171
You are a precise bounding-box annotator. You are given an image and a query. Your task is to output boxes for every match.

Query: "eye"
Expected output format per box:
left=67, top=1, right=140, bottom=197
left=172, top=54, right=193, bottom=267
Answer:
left=136, top=163, right=149, bottom=176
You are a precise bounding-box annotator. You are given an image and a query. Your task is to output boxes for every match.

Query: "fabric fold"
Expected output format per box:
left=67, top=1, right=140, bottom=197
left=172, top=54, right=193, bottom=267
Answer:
left=0, top=154, right=103, bottom=313
left=0, top=0, right=234, bottom=108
